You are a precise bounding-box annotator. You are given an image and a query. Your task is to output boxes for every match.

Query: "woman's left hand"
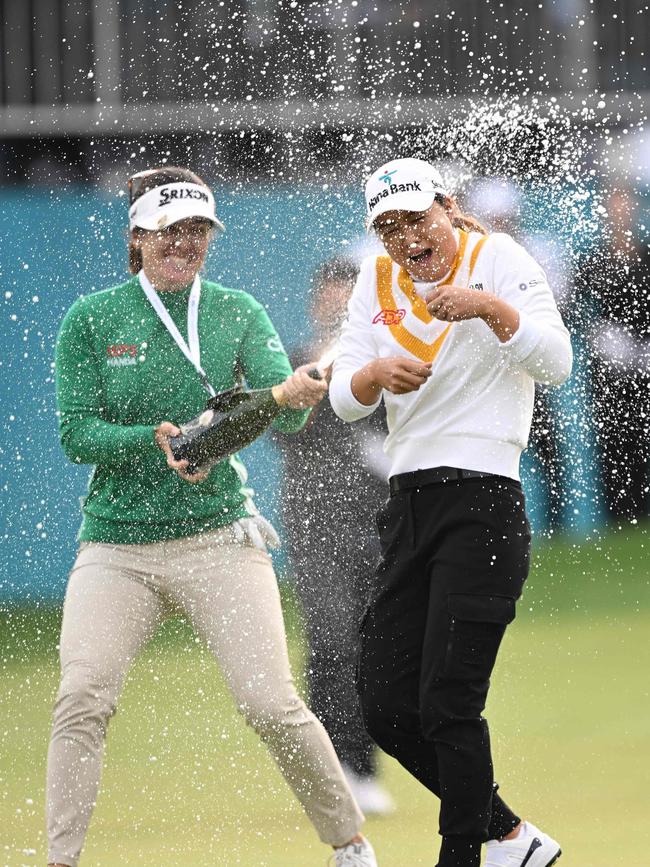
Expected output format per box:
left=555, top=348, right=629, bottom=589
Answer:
left=426, top=286, right=520, bottom=342
left=154, top=421, right=211, bottom=483
left=425, top=286, right=490, bottom=321
left=279, top=364, right=329, bottom=409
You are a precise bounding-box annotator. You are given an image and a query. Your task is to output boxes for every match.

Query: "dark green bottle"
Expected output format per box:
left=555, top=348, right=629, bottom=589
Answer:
left=169, top=383, right=290, bottom=473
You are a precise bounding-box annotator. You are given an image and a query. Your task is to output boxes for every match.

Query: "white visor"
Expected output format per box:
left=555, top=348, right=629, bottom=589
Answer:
left=129, top=182, right=225, bottom=232
left=365, top=158, right=448, bottom=229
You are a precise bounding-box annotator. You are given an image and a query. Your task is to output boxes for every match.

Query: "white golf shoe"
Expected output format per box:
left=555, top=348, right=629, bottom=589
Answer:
left=331, top=836, right=378, bottom=866
left=484, top=821, right=561, bottom=867
left=341, top=765, right=396, bottom=816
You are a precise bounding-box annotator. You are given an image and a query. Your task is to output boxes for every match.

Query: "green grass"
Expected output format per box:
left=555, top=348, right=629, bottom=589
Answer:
left=2, top=523, right=650, bottom=866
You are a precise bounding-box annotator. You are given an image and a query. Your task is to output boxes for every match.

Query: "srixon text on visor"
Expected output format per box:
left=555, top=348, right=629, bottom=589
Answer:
left=158, top=187, right=209, bottom=206
left=368, top=181, right=422, bottom=212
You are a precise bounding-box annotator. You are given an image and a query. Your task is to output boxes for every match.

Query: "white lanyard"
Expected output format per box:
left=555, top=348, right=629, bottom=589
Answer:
left=138, top=269, right=216, bottom=396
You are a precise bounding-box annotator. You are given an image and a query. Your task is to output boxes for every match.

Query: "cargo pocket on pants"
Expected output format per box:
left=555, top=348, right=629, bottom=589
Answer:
left=443, top=593, right=516, bottom=681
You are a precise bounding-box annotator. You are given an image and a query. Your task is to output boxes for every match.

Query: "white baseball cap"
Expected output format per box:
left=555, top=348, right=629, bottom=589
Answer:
left=129, top=181, right=225, bottom=232
left=365, top=157, right=449, bottom=228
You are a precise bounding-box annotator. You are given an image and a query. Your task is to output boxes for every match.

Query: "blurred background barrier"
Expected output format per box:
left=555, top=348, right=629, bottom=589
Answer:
left=0, top=182, right=628, bottom=603
left=0, top=0, right=648, bottom=135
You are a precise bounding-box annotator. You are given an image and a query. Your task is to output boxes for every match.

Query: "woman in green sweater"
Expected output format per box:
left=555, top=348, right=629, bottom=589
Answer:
left=47, top=166, right=378, bottom=867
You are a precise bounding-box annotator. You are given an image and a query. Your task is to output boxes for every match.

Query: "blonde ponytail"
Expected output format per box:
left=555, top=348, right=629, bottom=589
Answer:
left=444, top=197, right=488, bottom=235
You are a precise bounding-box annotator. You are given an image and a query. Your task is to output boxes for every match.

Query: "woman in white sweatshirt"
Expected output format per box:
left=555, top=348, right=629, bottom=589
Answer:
left=329, top=158, right=571, bottom=867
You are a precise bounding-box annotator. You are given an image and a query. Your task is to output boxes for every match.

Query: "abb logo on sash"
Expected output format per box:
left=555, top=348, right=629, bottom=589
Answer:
left=373, top=309, right=406, bottom=326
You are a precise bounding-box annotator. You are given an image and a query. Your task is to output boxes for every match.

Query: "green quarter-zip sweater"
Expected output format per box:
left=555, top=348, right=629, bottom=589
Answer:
left=55, top=276, right=309, bottom=544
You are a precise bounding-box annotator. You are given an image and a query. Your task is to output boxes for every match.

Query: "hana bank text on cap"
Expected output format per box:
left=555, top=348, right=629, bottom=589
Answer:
left=365, top=158, right=449, bottom=228
left=129, top=181, right=225, bottom=232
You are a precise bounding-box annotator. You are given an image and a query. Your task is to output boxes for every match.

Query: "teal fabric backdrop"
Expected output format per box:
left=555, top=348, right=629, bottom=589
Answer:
left=0, top=186, right=601, bottom=602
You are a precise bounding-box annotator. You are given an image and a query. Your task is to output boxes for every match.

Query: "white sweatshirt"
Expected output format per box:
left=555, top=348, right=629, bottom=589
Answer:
left=329, top=230, right=573, bottom=481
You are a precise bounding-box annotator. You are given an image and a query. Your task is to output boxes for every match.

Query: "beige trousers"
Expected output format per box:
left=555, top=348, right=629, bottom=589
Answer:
left=46, top=526, right=363, bottom=866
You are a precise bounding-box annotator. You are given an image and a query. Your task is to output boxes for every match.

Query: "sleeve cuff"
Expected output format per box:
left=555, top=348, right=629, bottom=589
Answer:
left=329, top=371, right=382, bottom=421
left=120, top=424, right=161, bottom=465
left=498, top=310, right=542, bottom=362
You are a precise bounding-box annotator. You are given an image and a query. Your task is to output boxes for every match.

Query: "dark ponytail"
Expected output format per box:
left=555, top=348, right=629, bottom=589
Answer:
left=127, top=166, right=209, bottom=274
left=128, top=230, right=145, bottom=274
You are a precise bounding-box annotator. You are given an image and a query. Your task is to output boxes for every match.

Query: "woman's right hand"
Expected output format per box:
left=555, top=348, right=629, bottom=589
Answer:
left=154, top=421, right=211, bottom=483
left=351, top=356, right=432, bottom=404
left=276, top=364, right=329, bottom=408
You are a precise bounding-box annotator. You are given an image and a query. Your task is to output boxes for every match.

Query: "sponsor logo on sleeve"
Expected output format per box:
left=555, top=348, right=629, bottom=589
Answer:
left=373, top=308, right=406, bottom=325
left=519, top=276, right=545, bottom=291
left=266, top=336, right=284, bottom=353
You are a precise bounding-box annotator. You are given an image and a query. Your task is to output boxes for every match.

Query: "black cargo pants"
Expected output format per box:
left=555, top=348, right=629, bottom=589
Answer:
left=357, top=471, right=530, bottom=867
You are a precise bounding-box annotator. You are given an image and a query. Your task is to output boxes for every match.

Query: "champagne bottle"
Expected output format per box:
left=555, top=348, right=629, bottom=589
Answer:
left=169, top=374, right=318, bottom=473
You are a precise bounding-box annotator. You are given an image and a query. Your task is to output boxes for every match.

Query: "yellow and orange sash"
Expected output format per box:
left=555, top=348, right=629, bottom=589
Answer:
left=375, top=230, right=489, bottom=363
